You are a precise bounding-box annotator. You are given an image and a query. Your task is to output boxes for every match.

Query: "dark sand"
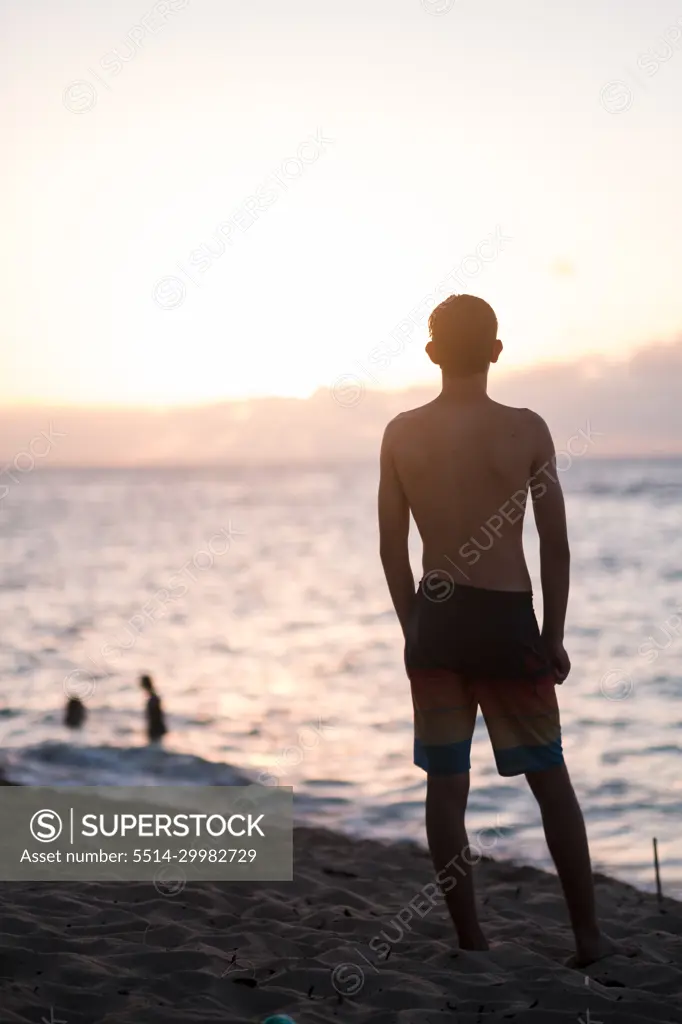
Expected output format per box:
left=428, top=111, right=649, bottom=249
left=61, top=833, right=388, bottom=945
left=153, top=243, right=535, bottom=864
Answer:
left=1, top=823, right=681, bottom=1023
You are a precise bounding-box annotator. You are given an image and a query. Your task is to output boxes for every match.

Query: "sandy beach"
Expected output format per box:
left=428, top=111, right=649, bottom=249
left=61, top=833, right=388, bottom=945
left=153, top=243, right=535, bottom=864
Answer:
left=1, top=821, right=681, bottom=1023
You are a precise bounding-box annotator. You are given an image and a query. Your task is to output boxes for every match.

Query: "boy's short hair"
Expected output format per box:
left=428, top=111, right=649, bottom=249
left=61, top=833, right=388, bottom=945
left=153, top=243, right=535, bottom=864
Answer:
left=428, top=294, right=498, bottom=376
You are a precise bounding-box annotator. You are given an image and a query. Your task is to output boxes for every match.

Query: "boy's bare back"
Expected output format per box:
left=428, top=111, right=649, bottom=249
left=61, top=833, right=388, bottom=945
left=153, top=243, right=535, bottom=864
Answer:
left=384, top=395, right=554, bottom=591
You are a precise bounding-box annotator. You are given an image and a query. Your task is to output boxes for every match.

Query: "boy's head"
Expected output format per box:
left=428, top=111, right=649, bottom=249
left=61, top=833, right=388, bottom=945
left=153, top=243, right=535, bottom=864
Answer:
left=426, top=294, right=502, bottom=377
left=140, top=674, right=154, bottom=693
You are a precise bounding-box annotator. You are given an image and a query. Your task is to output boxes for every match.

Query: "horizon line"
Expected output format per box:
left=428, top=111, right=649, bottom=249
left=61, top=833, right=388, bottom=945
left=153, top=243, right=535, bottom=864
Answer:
left=4, top=453, right=682, bottom=470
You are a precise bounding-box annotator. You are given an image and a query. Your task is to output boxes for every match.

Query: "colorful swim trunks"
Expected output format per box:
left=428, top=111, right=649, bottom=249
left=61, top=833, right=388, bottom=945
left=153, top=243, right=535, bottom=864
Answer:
left=404, top=579, right=563, bottom=777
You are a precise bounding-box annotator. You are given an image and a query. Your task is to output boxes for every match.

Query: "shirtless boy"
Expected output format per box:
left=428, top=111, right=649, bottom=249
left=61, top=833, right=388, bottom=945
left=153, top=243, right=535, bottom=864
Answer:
left=378, top=294, right=617, bottom=966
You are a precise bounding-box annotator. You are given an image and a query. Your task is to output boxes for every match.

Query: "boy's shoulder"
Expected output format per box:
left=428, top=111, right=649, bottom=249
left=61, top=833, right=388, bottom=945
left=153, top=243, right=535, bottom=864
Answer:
left=383, top=399, right=438, bottom=432
left=488, top=398, right=545, bottom=421
left=487, top=401, right=552, bottom=443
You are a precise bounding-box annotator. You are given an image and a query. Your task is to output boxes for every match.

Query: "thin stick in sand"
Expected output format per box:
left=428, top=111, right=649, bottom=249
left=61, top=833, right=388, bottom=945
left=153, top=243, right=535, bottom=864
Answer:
left=653, top=836, right=663, bottom=903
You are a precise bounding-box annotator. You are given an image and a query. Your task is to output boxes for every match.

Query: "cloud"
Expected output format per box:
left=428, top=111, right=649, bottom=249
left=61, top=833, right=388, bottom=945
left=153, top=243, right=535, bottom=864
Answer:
left=491, top=336, right=682, bottom=455
left=2, top=338, right=682, bottom=465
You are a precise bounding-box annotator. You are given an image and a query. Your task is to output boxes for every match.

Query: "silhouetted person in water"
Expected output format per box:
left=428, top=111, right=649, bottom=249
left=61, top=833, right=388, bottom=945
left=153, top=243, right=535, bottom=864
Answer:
left=140, top=674, right=167, bottom=743
left=64, top=696, right=86, bottom=729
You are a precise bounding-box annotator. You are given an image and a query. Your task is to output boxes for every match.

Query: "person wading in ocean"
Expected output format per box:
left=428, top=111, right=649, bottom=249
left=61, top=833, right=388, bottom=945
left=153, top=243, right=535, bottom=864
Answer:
left=139, top=674, right=168, bottom=744
left=64, top=695, right=87, bottom=730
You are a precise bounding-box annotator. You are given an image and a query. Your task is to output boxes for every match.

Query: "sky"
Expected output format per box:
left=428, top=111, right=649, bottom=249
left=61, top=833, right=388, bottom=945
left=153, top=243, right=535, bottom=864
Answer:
left=2, top=0, right=682, bottom=406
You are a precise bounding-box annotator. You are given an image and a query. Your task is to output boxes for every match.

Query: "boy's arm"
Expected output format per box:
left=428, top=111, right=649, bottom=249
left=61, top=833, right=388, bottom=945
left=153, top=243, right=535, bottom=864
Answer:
left=378, top=421, right=415, bottom=637
left=529, top=413, right=571, bottom=681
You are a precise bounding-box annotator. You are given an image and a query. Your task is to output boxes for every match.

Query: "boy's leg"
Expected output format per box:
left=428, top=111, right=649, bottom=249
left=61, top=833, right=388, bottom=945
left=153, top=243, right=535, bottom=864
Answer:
left=410, top=667, right=487, bottom=950
left=525, top=763, right=617, bottom=965
left=426, top=771, right=488, bottom=950
left=479, top=674, right=627, bottom=965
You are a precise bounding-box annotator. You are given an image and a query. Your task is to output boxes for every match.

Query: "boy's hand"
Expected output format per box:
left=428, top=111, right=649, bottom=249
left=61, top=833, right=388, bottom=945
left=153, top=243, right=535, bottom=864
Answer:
left=543, top=638, right=571, bottom=683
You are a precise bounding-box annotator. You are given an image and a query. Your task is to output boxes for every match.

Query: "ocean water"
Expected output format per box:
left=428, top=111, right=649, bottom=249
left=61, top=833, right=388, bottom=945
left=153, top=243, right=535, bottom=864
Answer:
left=1, top=459, right=681, bottom=895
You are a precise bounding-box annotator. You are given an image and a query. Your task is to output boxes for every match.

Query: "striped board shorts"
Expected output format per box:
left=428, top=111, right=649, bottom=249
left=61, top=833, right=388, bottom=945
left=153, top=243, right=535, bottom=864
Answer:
left=404, top=579, right=564, bottom=777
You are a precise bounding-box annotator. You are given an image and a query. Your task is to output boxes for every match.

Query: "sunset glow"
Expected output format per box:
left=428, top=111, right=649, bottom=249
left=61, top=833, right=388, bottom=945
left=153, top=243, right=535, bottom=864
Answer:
left=3, top=0, right=682, bottom=406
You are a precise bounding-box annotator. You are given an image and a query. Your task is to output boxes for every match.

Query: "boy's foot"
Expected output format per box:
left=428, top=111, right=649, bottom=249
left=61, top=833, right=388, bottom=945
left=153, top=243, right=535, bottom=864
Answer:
left=565, top=932, right=637, bottom=968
